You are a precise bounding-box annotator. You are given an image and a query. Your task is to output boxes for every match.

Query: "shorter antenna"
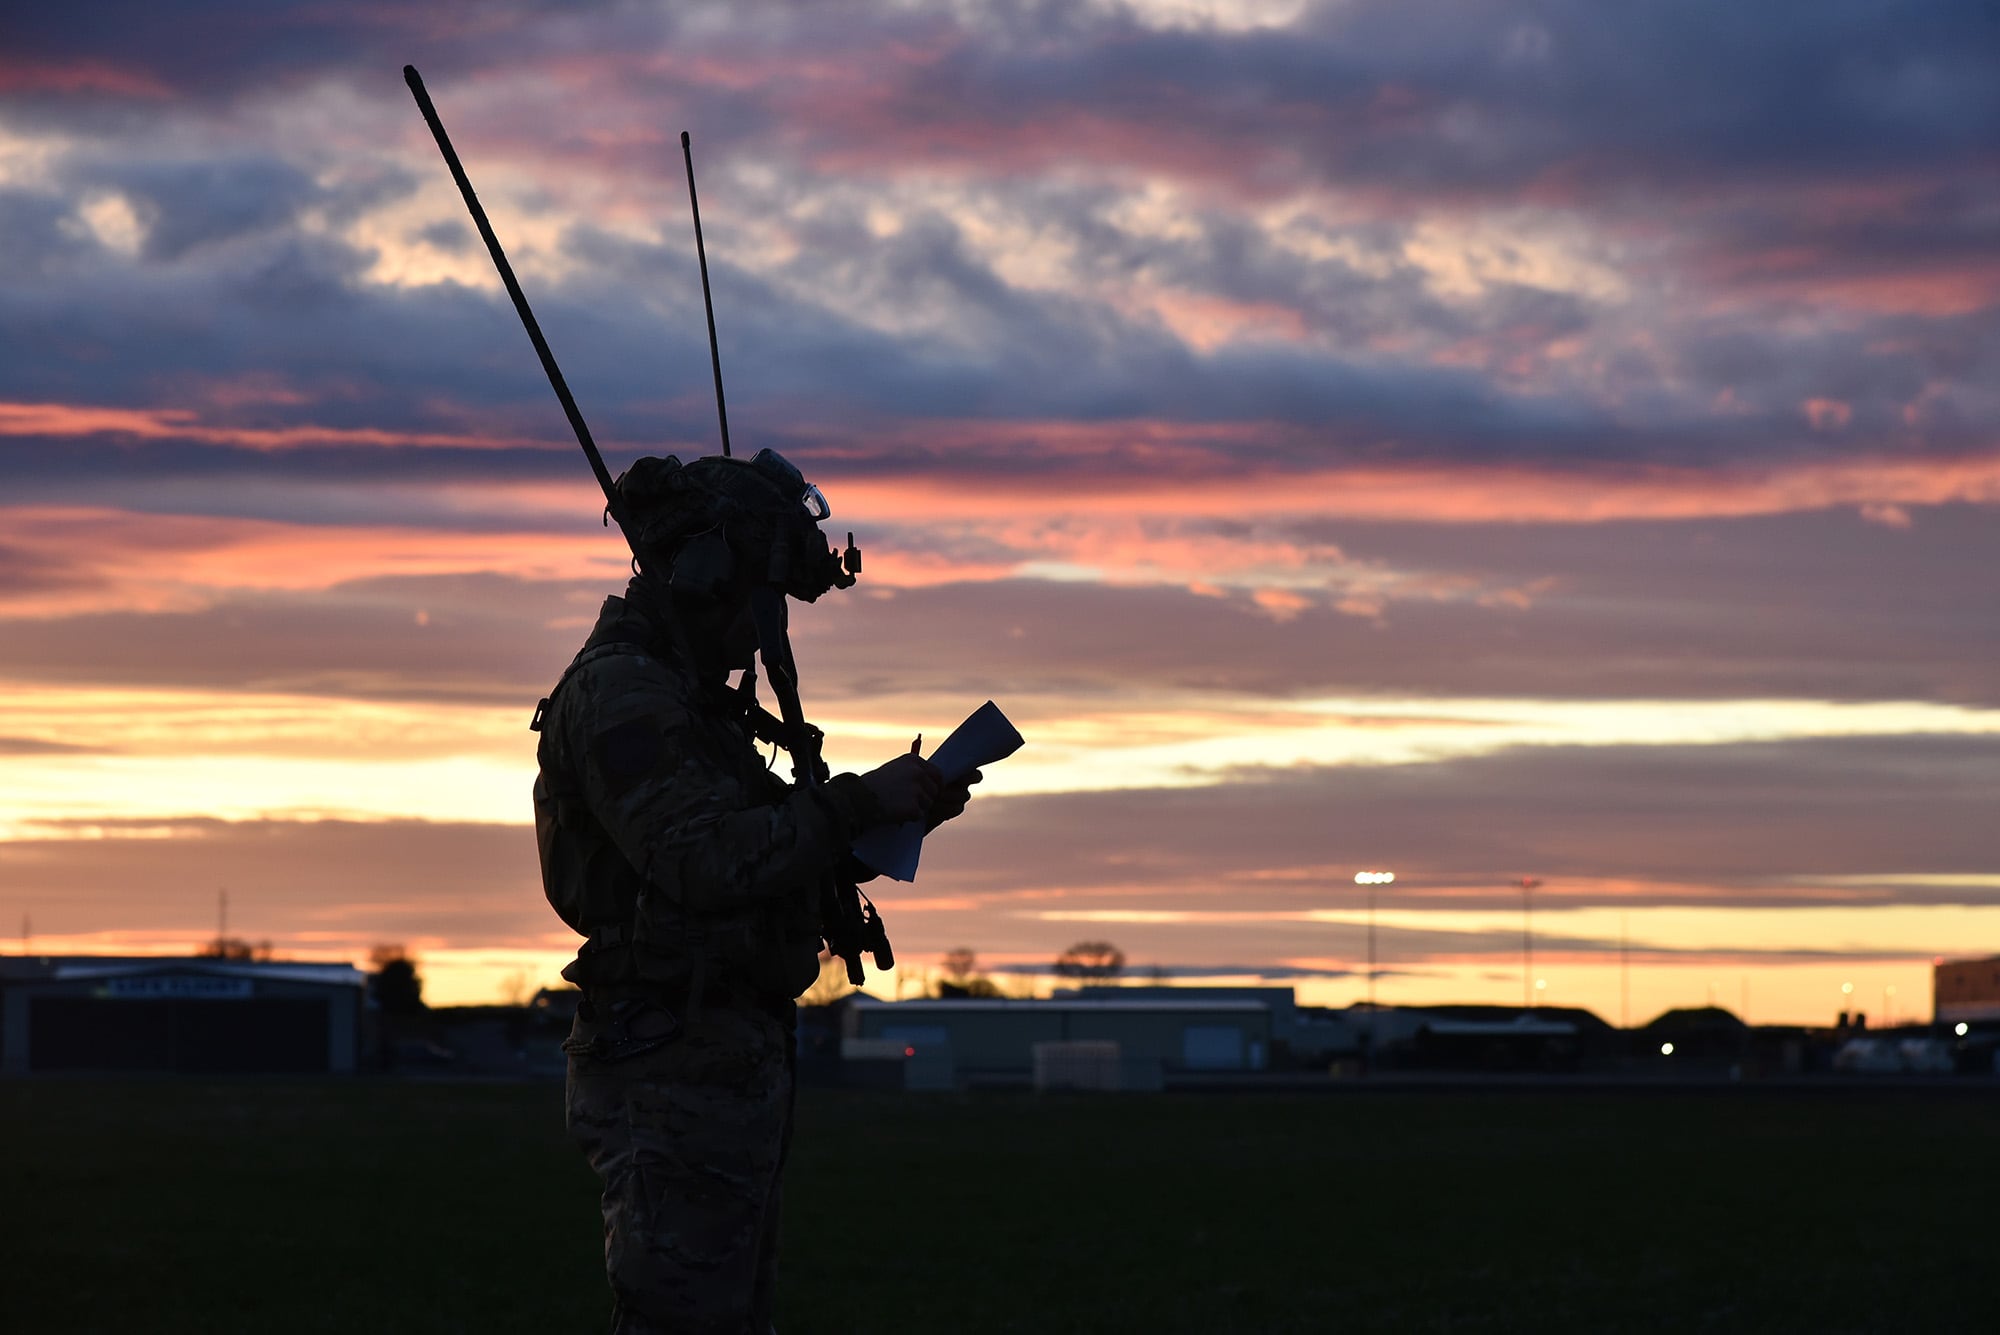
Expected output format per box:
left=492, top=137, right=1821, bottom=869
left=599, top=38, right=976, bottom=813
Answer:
left=681, top=130, right=732, bottom=457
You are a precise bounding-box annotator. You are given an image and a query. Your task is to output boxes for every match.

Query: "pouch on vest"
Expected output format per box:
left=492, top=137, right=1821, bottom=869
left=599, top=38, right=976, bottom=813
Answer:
left=561, top=996, right=680, bottom=1062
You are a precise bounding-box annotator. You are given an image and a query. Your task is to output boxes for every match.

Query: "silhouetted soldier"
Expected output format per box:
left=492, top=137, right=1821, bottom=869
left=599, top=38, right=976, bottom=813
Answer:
left=534, top=450, right=975, bottom=1333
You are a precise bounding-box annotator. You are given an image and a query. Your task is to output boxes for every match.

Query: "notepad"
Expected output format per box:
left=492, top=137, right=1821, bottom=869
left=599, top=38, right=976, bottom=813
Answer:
left=849, top=701, right=1024, bottom=882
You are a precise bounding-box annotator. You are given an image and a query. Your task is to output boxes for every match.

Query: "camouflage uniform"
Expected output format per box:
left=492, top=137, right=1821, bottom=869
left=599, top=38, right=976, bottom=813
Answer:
left=536, top=586, right=883, bottom=1334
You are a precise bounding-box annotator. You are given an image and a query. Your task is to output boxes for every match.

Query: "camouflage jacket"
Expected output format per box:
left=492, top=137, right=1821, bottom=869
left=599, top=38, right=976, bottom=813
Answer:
left=533, top=587, right=884, bottom=1002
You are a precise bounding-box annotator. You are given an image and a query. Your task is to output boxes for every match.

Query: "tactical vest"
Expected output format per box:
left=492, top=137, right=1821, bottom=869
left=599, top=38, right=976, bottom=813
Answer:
left=531, top=611, right=821, bottom=1002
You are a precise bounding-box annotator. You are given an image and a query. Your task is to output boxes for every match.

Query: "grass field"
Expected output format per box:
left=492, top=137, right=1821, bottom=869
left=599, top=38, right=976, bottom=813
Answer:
left=2, top=1079, right=1994, bottom=1333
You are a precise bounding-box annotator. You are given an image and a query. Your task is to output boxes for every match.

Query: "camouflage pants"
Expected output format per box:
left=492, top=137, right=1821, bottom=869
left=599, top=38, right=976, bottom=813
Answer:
left=567, top=1000, right=794, bottom=1335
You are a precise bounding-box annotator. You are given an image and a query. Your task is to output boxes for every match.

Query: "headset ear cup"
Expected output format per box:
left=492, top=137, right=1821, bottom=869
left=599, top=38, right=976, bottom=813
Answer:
left=669, top=530, right=735, bottom=600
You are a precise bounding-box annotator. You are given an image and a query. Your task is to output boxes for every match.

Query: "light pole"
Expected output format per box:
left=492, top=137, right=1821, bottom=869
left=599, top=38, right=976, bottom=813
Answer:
left=1354, top=870, right=1394, bottom=1073
left=1354, top=871, right=1395, bottom=1011
left=1517, top=877, right=1542, bottom=1009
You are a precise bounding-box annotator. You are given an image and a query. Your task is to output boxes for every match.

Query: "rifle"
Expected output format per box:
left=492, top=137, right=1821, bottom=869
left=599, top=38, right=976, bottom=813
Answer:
left=404, top=65, right=890, bottom=984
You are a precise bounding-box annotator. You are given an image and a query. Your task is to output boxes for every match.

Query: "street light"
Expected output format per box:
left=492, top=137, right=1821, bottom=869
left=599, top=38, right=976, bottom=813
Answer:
left=1353, top=871, right=1395, bottom=1013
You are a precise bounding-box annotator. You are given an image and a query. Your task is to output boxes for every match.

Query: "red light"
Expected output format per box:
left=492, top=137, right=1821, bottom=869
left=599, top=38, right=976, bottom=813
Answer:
left=903, top=1046, right=915, bottom=1057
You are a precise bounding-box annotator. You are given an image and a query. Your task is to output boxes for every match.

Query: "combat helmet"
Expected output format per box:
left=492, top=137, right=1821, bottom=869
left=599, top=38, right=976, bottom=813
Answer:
left=612, top=447, right=860, bottom=604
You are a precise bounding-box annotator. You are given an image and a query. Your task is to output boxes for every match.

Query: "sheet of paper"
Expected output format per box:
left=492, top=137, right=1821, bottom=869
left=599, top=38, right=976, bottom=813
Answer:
left=850, top=701, right=1024, bottom=882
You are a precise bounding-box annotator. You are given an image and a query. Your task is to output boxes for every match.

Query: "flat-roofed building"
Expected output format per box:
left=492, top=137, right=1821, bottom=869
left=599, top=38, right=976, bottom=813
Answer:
left=845, top=995, right=1273, bottom=1088
left=1059, top=984, right=1300, bottom=1043
left=0, top=955, right=365, bottom=1075
left=1935, top=955, right=2000, bottom=1025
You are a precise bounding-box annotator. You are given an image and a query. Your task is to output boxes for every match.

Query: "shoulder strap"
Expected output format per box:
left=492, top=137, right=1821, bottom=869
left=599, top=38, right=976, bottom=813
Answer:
left=529, top=640, right=649, bottom=733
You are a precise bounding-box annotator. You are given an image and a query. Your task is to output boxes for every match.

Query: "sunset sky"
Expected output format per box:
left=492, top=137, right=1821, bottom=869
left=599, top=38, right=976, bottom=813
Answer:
left=5, top=1, right=1999, bottom=1021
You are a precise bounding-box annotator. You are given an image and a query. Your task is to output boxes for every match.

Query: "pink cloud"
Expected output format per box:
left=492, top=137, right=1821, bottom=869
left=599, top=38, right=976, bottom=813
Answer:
left=464, top=413, right=2000, bottom=531
left=0, top=402, right=561, bottom=453
left=819, top=431, right=2000, bottom=526
left=1686, top=179, right=2000, bottom=318
left=0, top=506, right=624, bottom=617
left=0, top=57, right=172, bottom=98
left=1250, top=587, right=1311, bottom=620
left=14, top=398, right=2000, bottom=628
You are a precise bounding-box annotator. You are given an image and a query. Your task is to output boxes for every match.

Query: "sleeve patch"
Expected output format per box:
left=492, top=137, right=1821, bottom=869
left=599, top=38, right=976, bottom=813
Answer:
left=593, top=719, right=665, bottom=794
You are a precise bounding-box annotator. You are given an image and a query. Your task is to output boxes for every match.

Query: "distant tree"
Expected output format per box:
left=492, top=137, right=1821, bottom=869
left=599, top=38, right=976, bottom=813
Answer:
left=368, top=944, right=426, bottom=1014
left=500, top=969, right=532, bottom=1008
left=199, top=937, right=273, bottom=961
left=934, top=947, right=1004, bottom=997
left=1052, top=941, right=1125, bottom=982
left=800, top=950, right=856, bottom=1008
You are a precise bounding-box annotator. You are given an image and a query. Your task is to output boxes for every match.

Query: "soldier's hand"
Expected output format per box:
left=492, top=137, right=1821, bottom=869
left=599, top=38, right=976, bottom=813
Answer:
left=925, top=768, right=982, bottom=832
left=860, top=753, right=943, bottom=824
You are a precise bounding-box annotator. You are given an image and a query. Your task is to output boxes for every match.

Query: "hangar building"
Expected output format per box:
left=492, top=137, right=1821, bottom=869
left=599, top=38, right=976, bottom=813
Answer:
left=0, top=955, right=366, bottom=1075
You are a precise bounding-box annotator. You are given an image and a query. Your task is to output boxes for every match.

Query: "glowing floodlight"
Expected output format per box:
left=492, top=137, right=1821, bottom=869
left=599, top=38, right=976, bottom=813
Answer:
left=1956, top=1022, right=1970, bottom=1037
left=1660, top=1042, right=1675, bottom=1056
left=1353, top=870, right=1396, bottom=885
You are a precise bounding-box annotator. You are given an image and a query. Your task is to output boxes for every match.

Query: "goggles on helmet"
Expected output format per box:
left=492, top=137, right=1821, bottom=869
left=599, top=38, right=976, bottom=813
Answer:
left=749, top=447, right=832, bottom=522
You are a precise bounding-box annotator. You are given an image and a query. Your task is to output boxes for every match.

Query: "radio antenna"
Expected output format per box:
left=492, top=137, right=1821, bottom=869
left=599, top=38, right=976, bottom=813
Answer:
left=681, top=131, right=732, bottom=458
left=402, top=65, right=635, bottom=544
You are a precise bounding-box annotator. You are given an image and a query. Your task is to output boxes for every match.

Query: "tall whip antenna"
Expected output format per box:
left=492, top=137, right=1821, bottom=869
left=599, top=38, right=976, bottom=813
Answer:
left=681, top=131, right=732, bottom=458
left=402, top=65, right=635, bottom=542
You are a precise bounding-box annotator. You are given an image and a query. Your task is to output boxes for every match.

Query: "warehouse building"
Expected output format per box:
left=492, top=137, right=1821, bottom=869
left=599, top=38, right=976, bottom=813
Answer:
left=1057, top=984, right=1301, bottom=1042
left=0, top=955, right=366, bottom=1075
left=1935, top=955, right=2000, bottom=1025
left=845, top=995, right=1273, bottom=1089
left=1058, top=983, right=1368, bottom=1061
